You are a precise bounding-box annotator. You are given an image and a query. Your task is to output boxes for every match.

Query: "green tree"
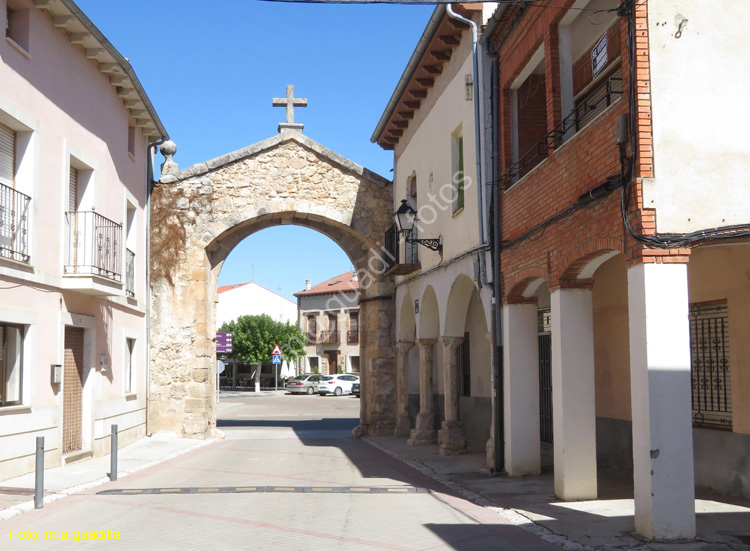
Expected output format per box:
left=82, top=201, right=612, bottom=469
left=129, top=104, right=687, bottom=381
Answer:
left=219, top=314, right=307, bottom=363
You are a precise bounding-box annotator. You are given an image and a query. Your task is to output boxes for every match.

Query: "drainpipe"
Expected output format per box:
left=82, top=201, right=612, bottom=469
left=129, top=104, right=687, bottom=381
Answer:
left=447, top=5, right=504, bottom=473
left=145, top=139, right=164, bottom=436
left=488, top=43, right=504, bottom=474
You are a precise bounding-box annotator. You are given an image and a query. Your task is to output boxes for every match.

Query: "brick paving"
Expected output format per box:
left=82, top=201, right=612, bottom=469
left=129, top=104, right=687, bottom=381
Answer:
left=0, top=392, right=558, bottom=550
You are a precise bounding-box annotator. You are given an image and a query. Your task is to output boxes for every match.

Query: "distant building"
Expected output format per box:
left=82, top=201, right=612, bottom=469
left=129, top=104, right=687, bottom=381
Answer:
left=294, top=271, right=360, bottom=376
left=216, top=282, right=297, bottom=327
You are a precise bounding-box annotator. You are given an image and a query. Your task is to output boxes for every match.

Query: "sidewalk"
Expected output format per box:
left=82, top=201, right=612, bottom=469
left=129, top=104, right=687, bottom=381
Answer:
left=365, top=436, right=750, bottom=551
left=0, top=434, right=211, bottom=522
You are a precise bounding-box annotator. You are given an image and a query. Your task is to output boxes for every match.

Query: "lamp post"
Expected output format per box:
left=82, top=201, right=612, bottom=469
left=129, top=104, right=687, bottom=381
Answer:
left=393, top=200, right=442, bottom=254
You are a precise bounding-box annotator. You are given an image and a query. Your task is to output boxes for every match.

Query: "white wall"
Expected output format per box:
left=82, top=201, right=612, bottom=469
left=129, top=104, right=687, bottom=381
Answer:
left=216, top=283, right=297, bottom=327
left=644, top=0, right=750, bottom=232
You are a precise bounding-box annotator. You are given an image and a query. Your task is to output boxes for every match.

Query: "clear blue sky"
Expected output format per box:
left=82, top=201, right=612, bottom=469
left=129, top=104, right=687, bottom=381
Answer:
left=75, top=0, right=432, bottom=301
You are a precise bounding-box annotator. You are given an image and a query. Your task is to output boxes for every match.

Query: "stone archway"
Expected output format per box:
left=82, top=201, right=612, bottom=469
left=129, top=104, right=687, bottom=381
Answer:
left=149, top=129, right=396, bottom=438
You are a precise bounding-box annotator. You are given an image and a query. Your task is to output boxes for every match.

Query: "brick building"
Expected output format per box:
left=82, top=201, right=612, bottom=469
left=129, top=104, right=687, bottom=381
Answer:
left=483, top=0, right=750, bottom=540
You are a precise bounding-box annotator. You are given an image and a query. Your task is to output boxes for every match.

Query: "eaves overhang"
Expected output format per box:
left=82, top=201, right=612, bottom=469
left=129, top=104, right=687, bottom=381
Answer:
left=34, top=0, right=169, bottom=143
left=371, top=3, right=480, bottom=151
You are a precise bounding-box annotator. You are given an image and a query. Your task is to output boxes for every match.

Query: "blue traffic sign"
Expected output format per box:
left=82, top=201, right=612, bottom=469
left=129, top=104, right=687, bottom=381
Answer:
left=272, top=355, right=281, bottom=364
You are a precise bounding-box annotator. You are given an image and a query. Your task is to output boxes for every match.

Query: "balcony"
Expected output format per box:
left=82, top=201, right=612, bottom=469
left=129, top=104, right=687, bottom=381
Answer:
left=319, top=330, right=339, bottom=344
left=63, top=211, right=123, bottom=295
left=347, top=329, right=359, bottom=344
left=125, top=248, right=135, bottom=298
left=501, top=76, right=623, bottom=189
left=0, top=183, right=30, bottom=264
left=384, top=224, right=421, bottom=277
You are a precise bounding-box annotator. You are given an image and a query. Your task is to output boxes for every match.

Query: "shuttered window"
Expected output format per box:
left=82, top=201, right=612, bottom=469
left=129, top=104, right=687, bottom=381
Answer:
left=68, top=166, right=78, bottom=213
left=0, top=123, right=15, bottom=188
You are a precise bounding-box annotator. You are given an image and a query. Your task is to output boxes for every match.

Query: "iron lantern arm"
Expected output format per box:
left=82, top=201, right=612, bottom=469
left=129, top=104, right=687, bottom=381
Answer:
left=393, top=200, right=443, bottom=254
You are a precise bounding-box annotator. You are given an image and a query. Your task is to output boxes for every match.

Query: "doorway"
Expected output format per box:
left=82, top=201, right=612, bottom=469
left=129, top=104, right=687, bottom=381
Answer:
left=63, top=327, right=84, bottom=453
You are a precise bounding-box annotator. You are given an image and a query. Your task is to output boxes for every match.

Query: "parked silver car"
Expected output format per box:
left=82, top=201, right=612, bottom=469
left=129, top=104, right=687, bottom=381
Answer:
left=286, top=374, right=323, bottom=395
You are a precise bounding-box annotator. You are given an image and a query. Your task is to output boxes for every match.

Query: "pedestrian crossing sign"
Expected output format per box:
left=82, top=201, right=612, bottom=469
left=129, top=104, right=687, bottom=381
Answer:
left=272, top=355, right=282, bottom=364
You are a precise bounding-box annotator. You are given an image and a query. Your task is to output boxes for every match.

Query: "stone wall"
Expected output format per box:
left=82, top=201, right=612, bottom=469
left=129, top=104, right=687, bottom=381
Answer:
left=150, top=131, right=396, bottom=438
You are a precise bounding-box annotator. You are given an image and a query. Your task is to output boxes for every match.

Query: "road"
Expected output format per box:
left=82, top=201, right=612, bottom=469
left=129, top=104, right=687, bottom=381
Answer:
left=1, top=391, right=559, bottom=550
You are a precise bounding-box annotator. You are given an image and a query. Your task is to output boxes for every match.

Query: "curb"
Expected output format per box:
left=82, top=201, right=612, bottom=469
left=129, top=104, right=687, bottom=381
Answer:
left=362, top=437, right=592, bottom=551
left=0, top=437, right=214, bottom=522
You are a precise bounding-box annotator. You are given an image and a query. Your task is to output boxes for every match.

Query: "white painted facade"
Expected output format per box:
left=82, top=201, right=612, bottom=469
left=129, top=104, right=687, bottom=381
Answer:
left=0, top=0, right=166, bottom=480
left=216, top=282, right=297, bottom=327
left=644, top=0, right=750, bottom=232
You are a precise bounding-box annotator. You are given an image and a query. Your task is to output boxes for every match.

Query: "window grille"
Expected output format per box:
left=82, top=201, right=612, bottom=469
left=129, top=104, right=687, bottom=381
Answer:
left=689, top=301, right=732, bottom=429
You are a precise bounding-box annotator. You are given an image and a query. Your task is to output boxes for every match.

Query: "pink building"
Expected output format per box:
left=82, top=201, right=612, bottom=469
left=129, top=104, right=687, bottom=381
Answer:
left=1, top=0, right=167, bottom=478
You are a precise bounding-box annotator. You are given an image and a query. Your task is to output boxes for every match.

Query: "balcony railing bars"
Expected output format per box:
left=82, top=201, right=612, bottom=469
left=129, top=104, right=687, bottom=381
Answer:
left=125, top=248, right=135, bottom=297
left=320, top=330, right=339, bottom=344
left=500, top=76, right=623, bottom=189
left=347, top=329, right=359, bottom=344
left=404, top=224, right=419, bottom=265
left=384, top=224, right=398, bottom=273
left=0, top=182, right=30, bottom=264
left=65, top=211, right=122, bottom=281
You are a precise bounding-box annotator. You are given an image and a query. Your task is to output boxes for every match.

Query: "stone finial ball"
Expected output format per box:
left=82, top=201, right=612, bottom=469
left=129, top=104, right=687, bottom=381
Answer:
left=160, top=140, right=177, bottom=157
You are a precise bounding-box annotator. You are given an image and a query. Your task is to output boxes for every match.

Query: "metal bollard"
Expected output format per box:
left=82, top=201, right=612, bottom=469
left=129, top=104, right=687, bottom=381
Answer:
left=34, top=436, right=44, bottom=509
left=109, top=424, right=118, bottom=481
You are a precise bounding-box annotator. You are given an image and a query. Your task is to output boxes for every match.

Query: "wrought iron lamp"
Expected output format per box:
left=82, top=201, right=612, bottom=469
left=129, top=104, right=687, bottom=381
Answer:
left=393, top=200, right=442, bottom=253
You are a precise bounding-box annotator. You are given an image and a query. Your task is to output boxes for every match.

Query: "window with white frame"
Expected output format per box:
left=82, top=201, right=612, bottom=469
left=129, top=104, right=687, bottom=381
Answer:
left=125, top=337, right=135, bottom=394
left=0, top=120, right=31, bottom=263
left=689, top=300, right=732, bottom=429
left=451, top=127, right=464, bottom=213
left=0, top=323, right=24, bottom=406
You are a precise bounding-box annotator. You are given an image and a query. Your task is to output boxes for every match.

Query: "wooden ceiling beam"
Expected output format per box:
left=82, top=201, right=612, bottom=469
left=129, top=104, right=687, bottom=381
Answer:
left=416, top=77, right=435, bottom=87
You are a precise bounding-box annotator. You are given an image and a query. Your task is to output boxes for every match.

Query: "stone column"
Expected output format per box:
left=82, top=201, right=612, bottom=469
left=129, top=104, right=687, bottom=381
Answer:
left=394, top=341, right=414, bottom=437
left=627, top=262, right=695, bottom=539
left=503, top=302, right=541, bottom=476
left=408, top=339, right=437, bottom=445
left=551, top=287, right=597, bottom=500
left=438, top=336, right=467, bottom=455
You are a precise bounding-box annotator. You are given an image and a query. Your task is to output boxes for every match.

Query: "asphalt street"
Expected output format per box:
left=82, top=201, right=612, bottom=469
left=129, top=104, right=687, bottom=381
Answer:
left=1, top=391, right=559, bottom=550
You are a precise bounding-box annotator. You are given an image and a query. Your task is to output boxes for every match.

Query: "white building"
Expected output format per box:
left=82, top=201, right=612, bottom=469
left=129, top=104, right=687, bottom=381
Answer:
left=216, top=282, right=297, bottom=328
left=1, top=0, right=167, bottom=479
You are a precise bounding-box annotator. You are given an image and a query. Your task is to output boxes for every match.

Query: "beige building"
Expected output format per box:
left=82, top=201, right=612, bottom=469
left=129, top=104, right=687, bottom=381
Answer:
left=294, top=271, right=360, bottom=376
left=372, top=4, right=496, bottom=457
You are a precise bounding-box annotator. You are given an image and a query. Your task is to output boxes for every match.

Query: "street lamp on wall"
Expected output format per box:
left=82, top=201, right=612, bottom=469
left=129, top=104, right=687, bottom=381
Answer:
left=393, top=200, right=442, bottom=254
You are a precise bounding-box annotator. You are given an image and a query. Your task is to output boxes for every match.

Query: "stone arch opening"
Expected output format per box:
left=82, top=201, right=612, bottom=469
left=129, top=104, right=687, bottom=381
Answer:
left=149, top=131, right=397, bottom=438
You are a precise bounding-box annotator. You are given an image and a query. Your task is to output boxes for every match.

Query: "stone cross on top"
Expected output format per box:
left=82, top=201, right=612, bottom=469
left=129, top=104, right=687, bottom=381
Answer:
left=273, top=85, right=307, bottom=133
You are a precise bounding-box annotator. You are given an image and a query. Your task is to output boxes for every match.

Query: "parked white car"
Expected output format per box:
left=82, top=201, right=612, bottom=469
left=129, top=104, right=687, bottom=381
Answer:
left=317, top=374, right=360, bottom=396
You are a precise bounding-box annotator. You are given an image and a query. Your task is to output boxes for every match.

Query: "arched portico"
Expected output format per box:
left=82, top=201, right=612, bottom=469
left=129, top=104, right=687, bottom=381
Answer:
left=149, top=130, right=395, bottom=438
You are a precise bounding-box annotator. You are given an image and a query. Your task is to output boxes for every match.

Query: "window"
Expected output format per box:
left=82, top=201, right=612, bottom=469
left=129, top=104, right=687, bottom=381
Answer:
left=0, top=123, right=14, bottom=188
left=125, top=338, right=135, bottom=394
left=1, top=323, right=23, bottom=406
left=0, top=122, right=30, bottom=263
left=125, top=202, right=136, bottom=297
left=689, top=301, right=732, bottom=429
left=451, top=129, right=464, bottom=213
left=457, top=332, right=470, bottom=397
left=307, top=315, right=317, bottom=342
left=348, top=312, right=359, bottom=343
left=127, top=126, right=136, bottom=158
left=5, top=4, right=29, bottom=53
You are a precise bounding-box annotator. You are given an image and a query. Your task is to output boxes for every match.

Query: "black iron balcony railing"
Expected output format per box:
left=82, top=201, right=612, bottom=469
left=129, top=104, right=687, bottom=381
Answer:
left=125, top=248, right=135, bottom=297
left=307, top=331, right=318, bottom=344
left=347, top=329, right=359, bottom=344
left=500, top=76, right=623, bottom=189
left=65, top=211, right=122, bottom=281
left=0, top=182, right=30, bottom=264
